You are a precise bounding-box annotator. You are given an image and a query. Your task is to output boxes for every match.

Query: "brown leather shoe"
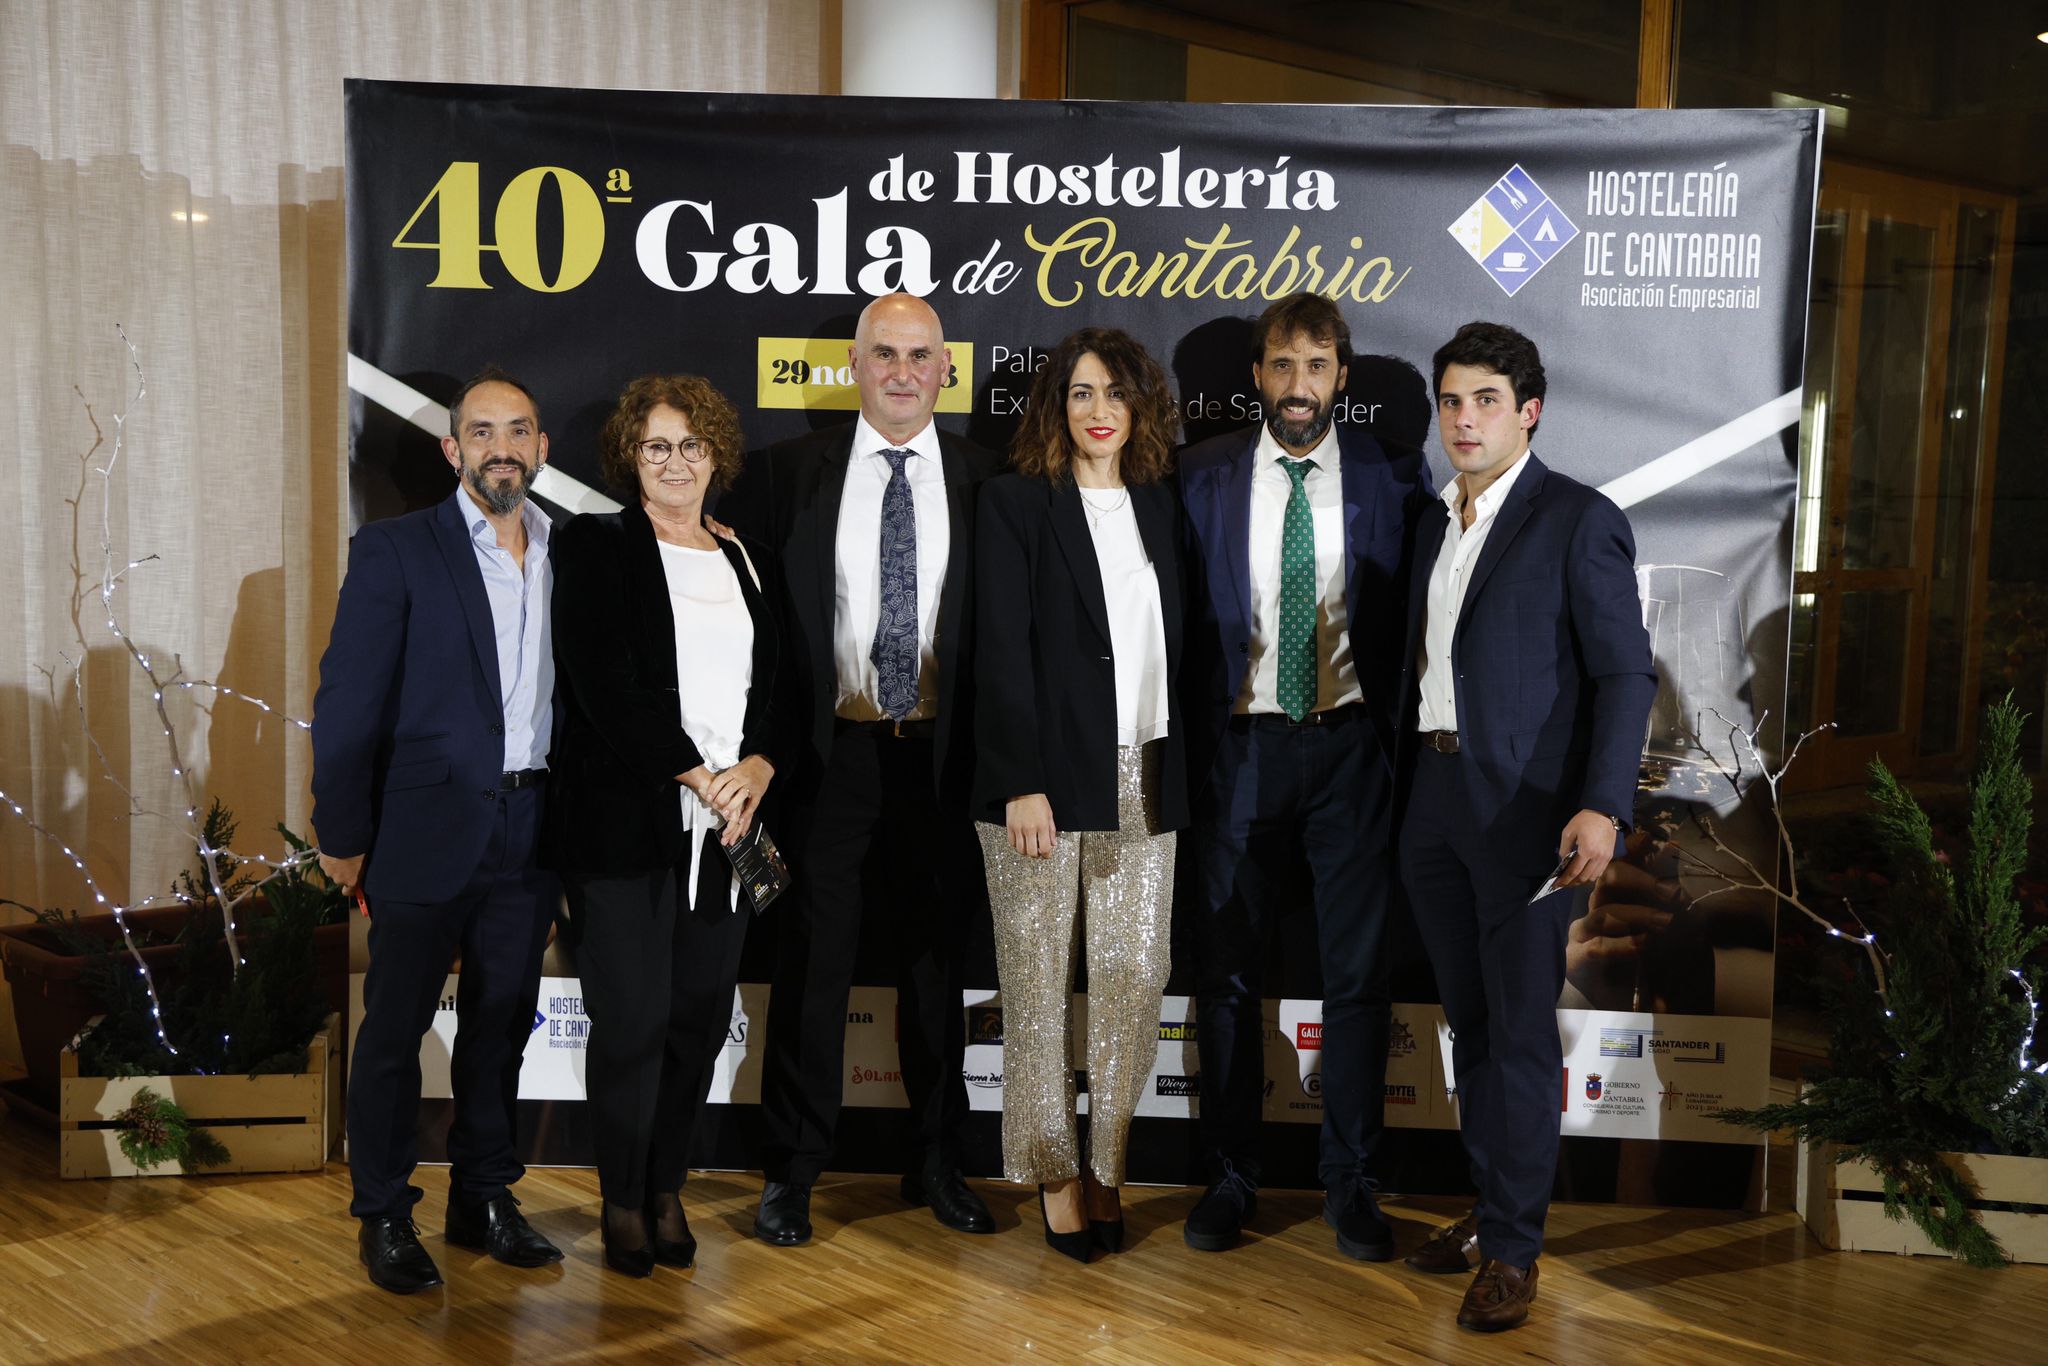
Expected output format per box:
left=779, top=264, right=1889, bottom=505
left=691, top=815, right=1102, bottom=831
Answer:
left=1404, top=1209, right=1479, bottom=1274
left=1457, top=1257, right=1538, bottom=1332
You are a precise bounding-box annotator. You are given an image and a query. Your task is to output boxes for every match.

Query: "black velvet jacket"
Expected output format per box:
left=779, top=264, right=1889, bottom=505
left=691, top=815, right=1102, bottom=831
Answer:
left=970, top=472, right=1189, bottom=833
left=540, top=503, right=796, bottom=878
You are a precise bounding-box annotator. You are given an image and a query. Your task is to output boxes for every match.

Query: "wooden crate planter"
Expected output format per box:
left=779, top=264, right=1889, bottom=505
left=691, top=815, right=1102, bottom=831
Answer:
left=58, top=1013, right=342, bottom=1178
left=1797, top=1136, right=2048, bottom=1264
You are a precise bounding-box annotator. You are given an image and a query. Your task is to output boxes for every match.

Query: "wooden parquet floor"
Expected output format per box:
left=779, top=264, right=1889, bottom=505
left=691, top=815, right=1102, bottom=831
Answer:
left=0, top=1112, right=2040, bottom=1365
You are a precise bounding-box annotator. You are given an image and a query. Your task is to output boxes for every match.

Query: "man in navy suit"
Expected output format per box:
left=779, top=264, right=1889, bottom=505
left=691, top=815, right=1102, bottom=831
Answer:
left=313, top=367, right=565, bottom=1294
left=1395, top=323, right=1655, bottom=1331
left=1177, top=293, right=1431, bottom=1258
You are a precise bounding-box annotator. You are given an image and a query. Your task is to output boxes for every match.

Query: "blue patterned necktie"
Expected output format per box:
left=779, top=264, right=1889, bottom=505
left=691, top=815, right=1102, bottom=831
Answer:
left=870, top=447, right=920, bottom=720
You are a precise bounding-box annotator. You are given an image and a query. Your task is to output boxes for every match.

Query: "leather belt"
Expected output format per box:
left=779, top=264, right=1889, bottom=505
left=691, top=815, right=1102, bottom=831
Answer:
left=1232, top=702, right=1363, bottom=732
left=836, top=716, right=938, bottom=740
left=1417, top=729, right=1460, bottom=754
left=498, top=768, right=547, bottom=789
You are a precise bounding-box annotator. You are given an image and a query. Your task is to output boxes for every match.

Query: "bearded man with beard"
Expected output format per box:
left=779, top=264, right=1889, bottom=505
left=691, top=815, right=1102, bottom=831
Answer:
left=313, top=365, right=566, bottom=1294
left=1175, top=295, right=1433, bottom=1258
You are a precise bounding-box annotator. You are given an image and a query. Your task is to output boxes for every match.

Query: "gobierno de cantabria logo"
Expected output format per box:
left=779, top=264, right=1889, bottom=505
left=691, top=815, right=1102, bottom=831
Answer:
left=1448, top=164, right=1579, bottom=297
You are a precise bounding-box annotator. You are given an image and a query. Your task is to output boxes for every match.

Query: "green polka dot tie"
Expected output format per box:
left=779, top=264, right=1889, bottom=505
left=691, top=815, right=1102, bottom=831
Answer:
left=1278, top=457, right=1318, bottom=722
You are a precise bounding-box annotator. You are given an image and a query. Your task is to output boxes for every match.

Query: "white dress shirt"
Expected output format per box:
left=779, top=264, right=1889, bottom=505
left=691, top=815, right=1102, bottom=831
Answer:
left=1079, top=486, right=1170, bottom=745
left=833, top=416, right=949, bottom=722
left=1416, top=450, right=1532, bottom=733
left=454, top=484, right=553, bottom=771
left=1236, top=422, right=1359, bottom=716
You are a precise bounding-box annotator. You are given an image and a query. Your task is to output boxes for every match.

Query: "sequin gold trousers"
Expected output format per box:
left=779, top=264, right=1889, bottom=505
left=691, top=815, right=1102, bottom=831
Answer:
left=976, top=742, right=1174, bottom=1187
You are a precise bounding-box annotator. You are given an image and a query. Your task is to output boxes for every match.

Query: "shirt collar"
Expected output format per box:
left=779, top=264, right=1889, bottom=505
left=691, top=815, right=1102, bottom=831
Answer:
left=1253, top=418, right=1340, bottom=473
left=455, top=481, right=552, bottom=549
left=852, top=414, right=943, bottom=466
left=1443, top=449, right=1532, bottom=522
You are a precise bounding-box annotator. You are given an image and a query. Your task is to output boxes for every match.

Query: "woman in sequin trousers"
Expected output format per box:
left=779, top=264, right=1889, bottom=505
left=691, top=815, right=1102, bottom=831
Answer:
left=971, top=327, right=1188, bottom=1261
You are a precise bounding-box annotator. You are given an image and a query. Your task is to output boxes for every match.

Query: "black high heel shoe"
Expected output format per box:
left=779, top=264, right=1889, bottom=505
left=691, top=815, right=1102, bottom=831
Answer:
left=601, top=1203, right=655, bottom=1278
left=1089, top=1193, right=1125, bottom=1254
left=1039, top=1184, right=1092, bottom=1263
left=646, top=1192, right=697, bottom=1269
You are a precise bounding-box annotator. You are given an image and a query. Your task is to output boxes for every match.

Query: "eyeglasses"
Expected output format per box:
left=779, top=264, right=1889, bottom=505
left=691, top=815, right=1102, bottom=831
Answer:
left=636, top=438, right=710, bottom=465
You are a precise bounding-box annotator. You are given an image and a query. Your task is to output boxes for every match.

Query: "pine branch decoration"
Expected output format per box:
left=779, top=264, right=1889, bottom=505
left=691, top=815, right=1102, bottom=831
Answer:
left=112, top=1088, right=230, bottom=1172
left=1715, top=695, right=2048, bottom=1268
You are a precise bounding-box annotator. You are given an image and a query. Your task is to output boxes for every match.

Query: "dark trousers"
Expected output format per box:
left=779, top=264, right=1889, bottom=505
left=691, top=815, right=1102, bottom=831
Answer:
left=347, top=785, right=556, bottom=1219
left=1190, top=707, right=1393, bottom=1189
left=759, top=722, right=972, bottom=1184
left=564, top=837, right=751, bottom=1206
left=1397, top=745, right=1571, bottom=1268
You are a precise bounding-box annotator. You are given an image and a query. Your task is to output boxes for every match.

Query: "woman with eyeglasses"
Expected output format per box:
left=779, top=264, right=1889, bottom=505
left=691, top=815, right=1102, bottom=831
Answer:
left=541, top=374, right=793, bottom=1277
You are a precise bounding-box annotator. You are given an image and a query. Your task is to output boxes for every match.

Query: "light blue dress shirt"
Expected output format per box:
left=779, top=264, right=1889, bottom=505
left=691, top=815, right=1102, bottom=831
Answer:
left=454, top=484, right=554, bottom=772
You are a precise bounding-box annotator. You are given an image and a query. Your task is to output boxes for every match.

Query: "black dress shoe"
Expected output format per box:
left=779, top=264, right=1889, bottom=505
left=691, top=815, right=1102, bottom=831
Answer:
left=444, top=1192, right=564, bottom=1268
left=1039, top=1186, right=1092, bottom=1263
left=1183, top=1163, right=1257, bottom=1252
left=359, top=1215, right=444, bottom=1294
left=600, top=1206, right=654, bottom=1279
left=1324, top=1180, right=1396, bottom=1262
left=754, top=1180, right=813, bottom=1246
left=901, top=1165, right=995, bottom=1234
left=646, top=1193, right=697, bottom=1268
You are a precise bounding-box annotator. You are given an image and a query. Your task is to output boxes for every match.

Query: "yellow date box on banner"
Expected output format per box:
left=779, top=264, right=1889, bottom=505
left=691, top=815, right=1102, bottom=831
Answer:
left=756, top=338, right=973, bottom=413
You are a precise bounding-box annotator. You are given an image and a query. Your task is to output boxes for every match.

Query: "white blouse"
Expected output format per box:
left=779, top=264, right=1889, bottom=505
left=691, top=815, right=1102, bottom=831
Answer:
left=658, top=539, right=753, bottom=908
left=1078, top=487, right=1170, bottom=746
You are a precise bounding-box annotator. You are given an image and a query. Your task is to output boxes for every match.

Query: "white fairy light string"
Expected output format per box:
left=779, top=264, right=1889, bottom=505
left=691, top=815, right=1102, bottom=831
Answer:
left=2, top=330, right=318, bottom=1062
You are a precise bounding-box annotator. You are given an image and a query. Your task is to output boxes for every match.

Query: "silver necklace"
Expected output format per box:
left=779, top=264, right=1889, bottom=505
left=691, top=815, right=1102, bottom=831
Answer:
left=1079, top=484, right=1129, bottom=529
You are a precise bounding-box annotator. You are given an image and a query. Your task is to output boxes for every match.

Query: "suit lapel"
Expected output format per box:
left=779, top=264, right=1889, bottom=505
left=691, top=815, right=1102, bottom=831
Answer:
left=1338, top=431, right=1379, bottom=615
left=431, top=493, right=503, bottom=704
left=1132, top=481, right=1182, bottom=664
left=621, top=503, right=680, bottom=691
left=937, top=433, right=974, bottom=687
left=812, top=428, right=855, bottom=639
left=1457, top=454, right=1546, bottom=629
left=1218, top=434, right=1256, bottom=632
left=1407, top=497, right=1448, bottom=668
left=1050, top=480, right=1113, bottom=646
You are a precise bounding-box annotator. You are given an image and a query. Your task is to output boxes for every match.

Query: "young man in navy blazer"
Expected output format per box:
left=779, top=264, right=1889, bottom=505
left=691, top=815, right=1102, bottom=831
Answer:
left=312, top=368, right=565, bottom=1293
left=1395, top=323, right=1655, bottom=1331
left=1177, top=293, right=1432, bottom=1259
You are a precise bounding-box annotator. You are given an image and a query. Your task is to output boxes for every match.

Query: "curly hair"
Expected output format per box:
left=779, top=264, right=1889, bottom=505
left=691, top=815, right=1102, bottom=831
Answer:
left=597, top=374, right=746, bottom=499
left=1009, top=328, right=1180, bottom=485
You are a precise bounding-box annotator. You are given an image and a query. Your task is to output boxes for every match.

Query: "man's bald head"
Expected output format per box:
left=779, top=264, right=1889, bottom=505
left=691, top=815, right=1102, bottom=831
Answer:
left=849, top=292, right=951, bottom=444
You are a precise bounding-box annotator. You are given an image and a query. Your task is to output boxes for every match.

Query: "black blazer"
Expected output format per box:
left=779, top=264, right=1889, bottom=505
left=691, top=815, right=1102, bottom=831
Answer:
left=971, top=473, right=1189, bottom=833
left=715, top=422, right=1001, bottom=808
left=539, top=503, right=795, bottom=878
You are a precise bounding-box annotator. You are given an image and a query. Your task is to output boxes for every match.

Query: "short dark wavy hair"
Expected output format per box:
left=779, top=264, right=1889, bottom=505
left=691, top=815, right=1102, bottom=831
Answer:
left=448, top=364, right=541, bottom=437
left=1009, top=327, right=1180, bottom=486
left=1432, top=321, right=1547, bottom=436
left=1251, top=293, right=1353, bottom=369
left=597, top=374, right=746, bottom=499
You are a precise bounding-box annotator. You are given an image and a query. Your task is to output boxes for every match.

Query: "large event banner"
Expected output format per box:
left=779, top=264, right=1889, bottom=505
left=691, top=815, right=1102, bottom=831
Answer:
left=344, top=82, right=1817, bottom=1204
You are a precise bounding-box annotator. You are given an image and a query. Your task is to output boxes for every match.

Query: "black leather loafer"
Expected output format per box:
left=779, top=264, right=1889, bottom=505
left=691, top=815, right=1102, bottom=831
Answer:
left=359, top=1215, right=444, bottom=1294
left=901, top=1166, right=995, bottom=1234
left=754, top=1181, right=814, bottom=1246
left=444, top=1192, right=564, bottom=1268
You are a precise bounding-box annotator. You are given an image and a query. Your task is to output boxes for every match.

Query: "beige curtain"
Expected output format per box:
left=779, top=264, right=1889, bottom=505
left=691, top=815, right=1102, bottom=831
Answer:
left=0, top=0, right=825, bottom=1069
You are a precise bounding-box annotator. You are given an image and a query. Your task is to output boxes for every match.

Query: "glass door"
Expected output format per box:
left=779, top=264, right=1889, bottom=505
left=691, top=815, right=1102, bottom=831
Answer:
left=1788, top=164, right=2013, bottom=789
